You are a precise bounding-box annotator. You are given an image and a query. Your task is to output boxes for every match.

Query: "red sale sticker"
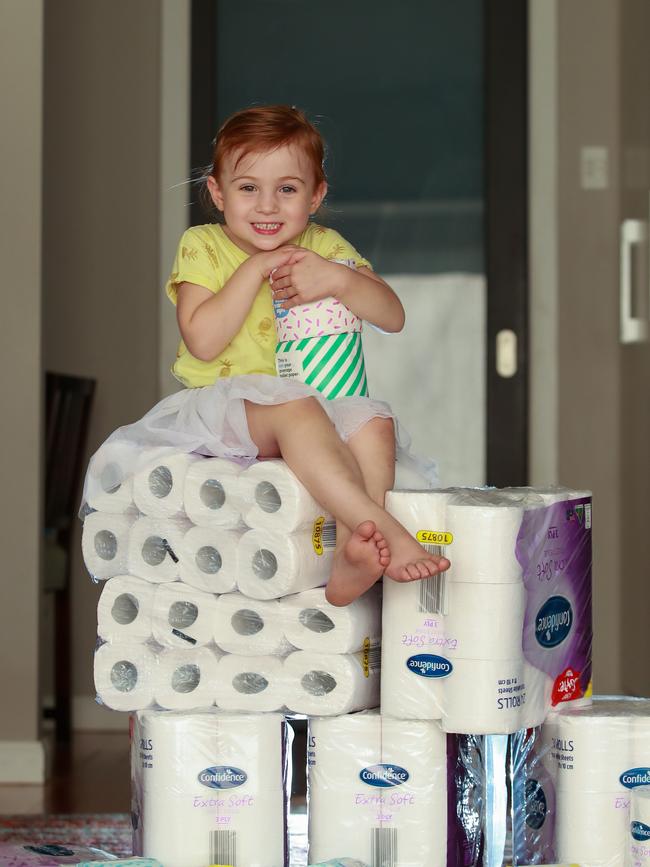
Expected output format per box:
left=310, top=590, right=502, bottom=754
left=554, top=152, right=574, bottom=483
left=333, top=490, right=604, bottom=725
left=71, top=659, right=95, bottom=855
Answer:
left=551, top=667, right=582, bottom=706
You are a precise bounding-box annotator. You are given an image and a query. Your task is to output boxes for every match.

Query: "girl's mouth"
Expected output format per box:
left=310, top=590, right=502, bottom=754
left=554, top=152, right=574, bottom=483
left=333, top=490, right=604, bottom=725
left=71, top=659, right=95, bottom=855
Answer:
left=252, top=222, right=282, bottom=235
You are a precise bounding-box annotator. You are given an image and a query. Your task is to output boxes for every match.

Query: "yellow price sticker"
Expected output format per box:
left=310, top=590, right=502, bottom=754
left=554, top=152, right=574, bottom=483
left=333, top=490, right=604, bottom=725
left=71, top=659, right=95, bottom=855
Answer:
left=312, top=516, right=325, bottom=555
left=416, top=529, right=453, bottom=546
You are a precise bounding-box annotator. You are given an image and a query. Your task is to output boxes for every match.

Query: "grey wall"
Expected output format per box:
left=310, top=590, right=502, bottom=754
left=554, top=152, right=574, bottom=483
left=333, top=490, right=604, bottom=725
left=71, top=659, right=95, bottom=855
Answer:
left=0, top=0, right=43, bottom=757
left=530, top=0, right=625, bottom=693
left=42, top=0, right=188, bottom=727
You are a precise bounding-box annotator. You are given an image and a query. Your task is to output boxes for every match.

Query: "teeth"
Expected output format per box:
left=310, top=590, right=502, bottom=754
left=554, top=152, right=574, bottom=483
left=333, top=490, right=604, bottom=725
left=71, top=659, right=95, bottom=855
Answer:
left=254, top=223, right=281, bottom=230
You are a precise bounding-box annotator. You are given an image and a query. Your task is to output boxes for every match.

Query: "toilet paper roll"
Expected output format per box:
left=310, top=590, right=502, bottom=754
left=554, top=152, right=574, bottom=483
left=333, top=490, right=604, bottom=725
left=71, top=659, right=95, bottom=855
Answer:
left=213, top=592, right=290, bottom=656
left=630, top=787, right=650, bottom=866
left=127, top=517, right=191, bottom=583
left=308, top=712, right=448, bottom=867
left=281, top=585, right=381, bottom=653
left=82, top=511, right=137, bottom=580
left=85, top=441, right=138, bottom=513
left=154, top=647, right=221, bottom=710
left=237, top=527, right=334, bottom=600
left=183, top=457, right=244, bottom=528
left=131, top=710, right=289, bottom=867
left=178, top=526, right=240, bottom=594
left=239, top=459, right=333, bottom=532
left=97, top=574, right=156, bottom=642
left=215, top=654, right=286, bottom=712
left=555, top=788, right=629, bottom=866
left=94, top=641, right=157, bottom=711
left=152, top=583, right=219, bottom=649
left=445, top=580, right=526, bottom=660
left=284, top=649, right=380, bottom=716
left=442, top=658, right=544, bottom=735
left=380, top=579, right=445, bottom=721
left=133, top=452, right=200, bottom=518
left=543, top=698, right=637, bottom=794
left=446, top=495, right=524, bottom=583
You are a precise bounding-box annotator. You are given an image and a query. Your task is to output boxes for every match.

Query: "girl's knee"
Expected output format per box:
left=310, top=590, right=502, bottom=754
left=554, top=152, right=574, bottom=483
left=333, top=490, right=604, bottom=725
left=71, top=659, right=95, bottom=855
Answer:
left=367, top=415, right=395, bottom=441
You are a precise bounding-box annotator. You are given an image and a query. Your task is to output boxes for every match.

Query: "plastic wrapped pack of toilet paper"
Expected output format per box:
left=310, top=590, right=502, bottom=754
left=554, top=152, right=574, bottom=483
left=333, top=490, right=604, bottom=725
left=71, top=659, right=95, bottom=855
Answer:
left=307, top=711, right=448, bottom=866
left=82, top=511, right=138, bottom=581
left=281, top=585, right=381, bottom=654
left=93, top=581, right=382, bottom=714
left=239, top=459, right=334, bottom=532
left=183, top=456, right=244, bottom=528
left=131, top=709, right=291, bottom=867
left=381, top=486, right=592, bottom=735
left=629, top=786, right=650, bottom=867
left=509, top=696, right=650, bottom=867
left=132, top=453, right=200, bottom=518
left=237, top=524, right=335, bottom=599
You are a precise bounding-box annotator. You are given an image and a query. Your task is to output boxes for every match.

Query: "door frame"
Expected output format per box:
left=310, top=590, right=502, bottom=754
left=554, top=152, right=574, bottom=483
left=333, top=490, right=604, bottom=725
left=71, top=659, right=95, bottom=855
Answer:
left=190, top=0, right=530, bottom=486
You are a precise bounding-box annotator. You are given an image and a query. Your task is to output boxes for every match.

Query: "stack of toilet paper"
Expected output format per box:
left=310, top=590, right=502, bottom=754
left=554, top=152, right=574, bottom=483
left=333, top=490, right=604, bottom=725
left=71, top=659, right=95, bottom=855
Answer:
left=131, top=709, right=290, bottom=867
left=508, top=697, right=650, bottom=866
left=307, top=711, right=448, bottom=867
left=83, top=449, right=382, bottom=716
left=381, top=486, right=592, bottom=735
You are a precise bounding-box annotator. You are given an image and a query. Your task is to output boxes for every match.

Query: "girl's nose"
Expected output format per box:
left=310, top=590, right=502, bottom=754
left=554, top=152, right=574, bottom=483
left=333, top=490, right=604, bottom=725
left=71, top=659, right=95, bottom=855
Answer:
left=257, top=191, right=279, bottom=214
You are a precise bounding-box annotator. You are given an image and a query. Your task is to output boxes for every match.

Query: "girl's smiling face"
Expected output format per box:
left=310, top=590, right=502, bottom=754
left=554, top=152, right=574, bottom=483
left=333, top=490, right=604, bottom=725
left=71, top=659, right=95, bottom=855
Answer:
left=207, top=144, right=327, bottom=255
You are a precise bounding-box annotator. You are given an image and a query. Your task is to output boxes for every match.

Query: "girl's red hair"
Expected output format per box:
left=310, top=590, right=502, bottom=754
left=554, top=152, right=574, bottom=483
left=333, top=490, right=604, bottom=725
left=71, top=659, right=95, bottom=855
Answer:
left=210, top=105, right=325, bottom=186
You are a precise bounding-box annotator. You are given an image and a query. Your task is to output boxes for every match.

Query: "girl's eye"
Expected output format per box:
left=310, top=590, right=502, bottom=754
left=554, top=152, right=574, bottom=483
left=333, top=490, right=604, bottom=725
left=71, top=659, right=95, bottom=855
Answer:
left=279, top=185, right=297, bottom=194
left=239, top=184, right=256, bottom=192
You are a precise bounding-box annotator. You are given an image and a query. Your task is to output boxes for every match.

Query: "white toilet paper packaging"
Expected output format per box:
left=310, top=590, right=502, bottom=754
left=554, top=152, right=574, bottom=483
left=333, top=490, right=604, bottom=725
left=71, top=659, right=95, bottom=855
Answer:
left=239, top=459, right=334, bottom=532
left=183, top=456, right=244, bottom=528
left=131, top=709, right=291, bottom=867
left=381, top=487, right=592, bottom=734
left=284, top=648, right=381, bottom=716
left=151, top=582, right=219, bottom=649
left=281, top=585, right=381, bottom=654
left=630, top=786, right=650, bottom=867
left=83, top=440, right=139, bottom=513
left=153, top=647, right=222, bottom=710
left=94, top=641, right=157, bottom=711
left=213, top=592, right=292, bottom=656
left=178, top=525, right=240, bottom=594
left=215, top=653, right=286, bottom=713
left=97, top=575, right=156, bottom=642
left=307, top=712, right=448, bottom=867
left=510, top=696, right=650, bottom=866
left=82, top=510, right=137, bottom=580
left=237, top=525, right=335, bottom=600
left=127, top=516, right=192, bottom=584
left=133, top=452, right=200, bottom=518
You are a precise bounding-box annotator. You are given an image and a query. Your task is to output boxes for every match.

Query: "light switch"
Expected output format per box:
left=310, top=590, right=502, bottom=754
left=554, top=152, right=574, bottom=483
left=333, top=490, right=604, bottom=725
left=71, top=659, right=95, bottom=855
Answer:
left=580, top=146, right=609, bottom=190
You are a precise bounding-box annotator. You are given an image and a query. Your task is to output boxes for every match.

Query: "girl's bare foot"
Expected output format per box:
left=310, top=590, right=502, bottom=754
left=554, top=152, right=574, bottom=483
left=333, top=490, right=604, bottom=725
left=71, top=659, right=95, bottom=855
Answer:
left=325, top=520, right=390, bottom=606
left=383, top=531, right=451, bottom=583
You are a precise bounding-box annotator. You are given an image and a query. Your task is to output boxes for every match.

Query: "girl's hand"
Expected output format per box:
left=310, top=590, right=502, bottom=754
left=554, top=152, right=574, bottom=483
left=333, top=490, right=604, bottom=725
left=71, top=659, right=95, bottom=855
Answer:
left=251, top=246, right=303, bottom=281
left=269, top=250, right=345, bottom=307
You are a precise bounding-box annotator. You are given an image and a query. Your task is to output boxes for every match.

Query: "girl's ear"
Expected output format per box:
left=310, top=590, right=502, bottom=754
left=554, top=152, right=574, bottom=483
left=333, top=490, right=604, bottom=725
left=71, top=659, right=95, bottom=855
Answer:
left=310, top=181, right=328, bottom=214
left=206, top=175, right=225, bottom=211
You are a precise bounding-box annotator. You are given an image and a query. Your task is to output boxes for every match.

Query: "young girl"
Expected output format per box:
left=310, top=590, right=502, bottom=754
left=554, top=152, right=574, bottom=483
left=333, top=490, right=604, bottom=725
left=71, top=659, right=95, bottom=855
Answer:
left=88, top=105, right=450, bottom=605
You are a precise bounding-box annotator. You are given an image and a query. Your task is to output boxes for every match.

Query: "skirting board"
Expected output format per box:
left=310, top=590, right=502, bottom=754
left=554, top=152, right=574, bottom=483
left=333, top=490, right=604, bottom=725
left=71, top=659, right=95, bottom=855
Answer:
left=0, top=739, right=48, bottom=783
left=73, top=694, right=129, bottom=731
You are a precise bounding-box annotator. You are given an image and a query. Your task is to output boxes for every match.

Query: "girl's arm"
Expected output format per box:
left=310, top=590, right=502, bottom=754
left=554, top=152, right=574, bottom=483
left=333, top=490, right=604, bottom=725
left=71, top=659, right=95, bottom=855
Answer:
left=176, top=245, right=300, bottom=361
left=269, top=252, right=405, bottom=333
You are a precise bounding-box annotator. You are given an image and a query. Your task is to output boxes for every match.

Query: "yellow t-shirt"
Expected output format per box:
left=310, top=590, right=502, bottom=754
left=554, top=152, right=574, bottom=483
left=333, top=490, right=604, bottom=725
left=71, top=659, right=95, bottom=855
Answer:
left=166, top=223, right=372, bottom=388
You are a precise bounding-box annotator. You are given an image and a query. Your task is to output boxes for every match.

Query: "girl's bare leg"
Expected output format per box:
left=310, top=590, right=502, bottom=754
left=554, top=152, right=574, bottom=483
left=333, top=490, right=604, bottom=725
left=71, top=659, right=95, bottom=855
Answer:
left=245, top=398, right=450, bottom=601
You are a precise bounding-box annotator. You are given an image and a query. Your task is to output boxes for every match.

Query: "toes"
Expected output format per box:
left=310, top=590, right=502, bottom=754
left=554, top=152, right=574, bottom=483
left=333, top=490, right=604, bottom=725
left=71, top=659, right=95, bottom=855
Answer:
left=379, top=551, right=391, bottom=566
left=405, top=563, right=421, bottom=581
left=355, top=520, right=377, bottom=541
left=437, top=556, right=451, bottom=571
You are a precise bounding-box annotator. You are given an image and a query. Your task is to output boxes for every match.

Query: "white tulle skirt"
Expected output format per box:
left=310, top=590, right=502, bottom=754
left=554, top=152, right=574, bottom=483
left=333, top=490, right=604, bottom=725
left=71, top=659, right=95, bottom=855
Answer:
left=82, top=374, right=437, bottom=508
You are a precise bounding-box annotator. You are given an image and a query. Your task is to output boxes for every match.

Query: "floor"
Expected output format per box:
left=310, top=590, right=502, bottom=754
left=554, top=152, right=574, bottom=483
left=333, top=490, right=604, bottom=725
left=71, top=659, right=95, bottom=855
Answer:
left=0, top=722, right=307, bottom=815
left=0, top=732, right=131, bottom=815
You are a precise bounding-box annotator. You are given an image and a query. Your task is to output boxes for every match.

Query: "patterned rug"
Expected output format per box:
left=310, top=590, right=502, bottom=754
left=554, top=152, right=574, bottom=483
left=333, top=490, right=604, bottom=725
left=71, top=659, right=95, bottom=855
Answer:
left=0, top=815, right=132, bottom=858
left=0, top=813, right=309, bottom=864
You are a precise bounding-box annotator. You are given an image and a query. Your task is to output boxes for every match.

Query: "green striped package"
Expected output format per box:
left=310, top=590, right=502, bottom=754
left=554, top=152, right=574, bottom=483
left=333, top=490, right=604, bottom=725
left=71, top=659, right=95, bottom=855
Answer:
left=275, top=331, right=369, bottom=400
